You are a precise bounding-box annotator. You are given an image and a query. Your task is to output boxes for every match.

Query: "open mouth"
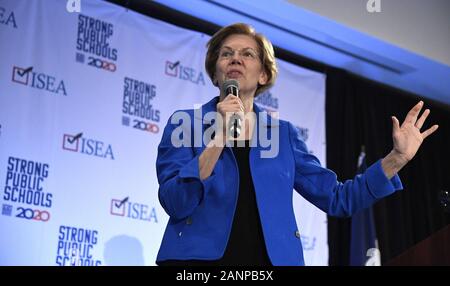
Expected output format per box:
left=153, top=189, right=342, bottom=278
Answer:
left=226, top=71, right=243, bottom=78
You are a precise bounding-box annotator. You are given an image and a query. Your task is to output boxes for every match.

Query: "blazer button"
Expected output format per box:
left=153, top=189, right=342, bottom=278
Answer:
left=295, top=230, right=300, bottom=238
left=186, top=217, right=192, bottom=225
left=178, top=232, right=182, bottom=237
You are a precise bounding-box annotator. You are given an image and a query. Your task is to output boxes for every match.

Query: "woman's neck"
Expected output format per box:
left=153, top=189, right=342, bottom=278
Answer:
left=239, top=93, right=254, bottom=113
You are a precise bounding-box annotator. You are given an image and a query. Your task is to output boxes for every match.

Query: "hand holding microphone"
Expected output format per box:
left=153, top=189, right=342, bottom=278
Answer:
left=217, top=79, right=244, bottom=139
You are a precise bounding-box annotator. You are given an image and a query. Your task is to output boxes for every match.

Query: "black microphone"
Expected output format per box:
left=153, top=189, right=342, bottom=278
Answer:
left=222, top=79, right=241, bottom=138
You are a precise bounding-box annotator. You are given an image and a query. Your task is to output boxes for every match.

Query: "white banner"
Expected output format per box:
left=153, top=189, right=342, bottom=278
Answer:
left=0, top=0, right=326, bottom=265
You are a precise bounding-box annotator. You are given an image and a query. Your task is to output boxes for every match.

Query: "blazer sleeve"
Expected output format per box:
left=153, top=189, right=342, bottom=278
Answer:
left=288, top=122, right=403, bottom=217
left=156, top=112, right=216, bottom=220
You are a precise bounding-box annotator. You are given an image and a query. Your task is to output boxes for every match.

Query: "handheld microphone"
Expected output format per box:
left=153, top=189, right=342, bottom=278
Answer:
left=222, top=79, right=241, bottom=138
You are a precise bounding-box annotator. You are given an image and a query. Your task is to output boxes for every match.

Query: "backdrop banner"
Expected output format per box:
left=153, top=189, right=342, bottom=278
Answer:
left=0, top=0, right=327, bottom=266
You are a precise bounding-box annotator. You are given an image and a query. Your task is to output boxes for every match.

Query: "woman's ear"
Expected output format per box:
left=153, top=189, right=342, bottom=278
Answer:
left=258, top=71, right=268, bottom=86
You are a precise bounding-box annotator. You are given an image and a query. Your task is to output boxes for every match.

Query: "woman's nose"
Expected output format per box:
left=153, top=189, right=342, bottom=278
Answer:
left=230, top=54, right=242, bottom=65
left=230, top=58, right=241, bottom=65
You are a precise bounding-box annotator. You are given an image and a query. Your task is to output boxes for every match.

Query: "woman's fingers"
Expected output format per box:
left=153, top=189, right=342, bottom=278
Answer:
left=392, top=116, right=400, bottom=133
left=415, top=109, right=430, bottom=130
left=422, top=125, right=439, bottom=139
left=218, top=101, right=243, bottom=116
left=223, top=95, right=244, bottom=112
left=403, top=101, right=423, bottom=127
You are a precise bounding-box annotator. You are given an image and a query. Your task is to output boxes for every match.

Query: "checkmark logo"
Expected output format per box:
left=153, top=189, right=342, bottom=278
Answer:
left=62, top=132, right=83, bottom=152
left=165, top=61, right=180, bottom=77
left=12, top=66, right=33, bottom=85
left=110, top=197, right=129, bottom=216
left=115, top=196, right=128, bottom=208
left=68, top=132, right=83, bottom=143
left=18, top=66, right=33, bottom=76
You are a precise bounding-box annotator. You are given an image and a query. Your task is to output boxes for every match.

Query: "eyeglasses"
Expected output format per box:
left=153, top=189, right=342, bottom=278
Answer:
left=218, top=47, right=259, bottom=61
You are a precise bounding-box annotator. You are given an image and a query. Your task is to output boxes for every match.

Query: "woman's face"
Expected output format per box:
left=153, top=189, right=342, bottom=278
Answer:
left=215, top=34, right=267, bottom=97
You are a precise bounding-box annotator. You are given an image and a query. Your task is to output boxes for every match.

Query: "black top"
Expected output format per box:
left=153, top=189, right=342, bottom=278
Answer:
left=219, top=140, right=272, bottom=266
left=159, top=140, right=272, bottom=266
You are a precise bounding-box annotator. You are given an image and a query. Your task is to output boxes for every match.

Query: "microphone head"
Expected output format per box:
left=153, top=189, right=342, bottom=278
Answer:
left=222, top=79, right=239, bottom=96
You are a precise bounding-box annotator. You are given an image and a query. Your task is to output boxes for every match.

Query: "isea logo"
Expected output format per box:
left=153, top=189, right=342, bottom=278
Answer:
left=0, top=6, right=17, bottom=28
left=62, top=132, right=115, bottom=160
left=165, top=60, right=205, bottom=85
left=12, top=66, right=67, bottom=96
left=110, top=196, right=158, bottom=223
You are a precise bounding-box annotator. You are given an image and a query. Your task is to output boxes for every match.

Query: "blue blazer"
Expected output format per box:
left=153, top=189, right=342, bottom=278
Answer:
left=156, top=96, right=402, bottom=266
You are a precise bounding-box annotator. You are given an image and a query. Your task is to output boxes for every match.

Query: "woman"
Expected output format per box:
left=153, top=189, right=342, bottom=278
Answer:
left=155, top=23, right=439, bottom=266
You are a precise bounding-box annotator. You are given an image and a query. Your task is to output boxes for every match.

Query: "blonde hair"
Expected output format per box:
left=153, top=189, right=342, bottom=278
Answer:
left=205, top=23, right=278, bottom=96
